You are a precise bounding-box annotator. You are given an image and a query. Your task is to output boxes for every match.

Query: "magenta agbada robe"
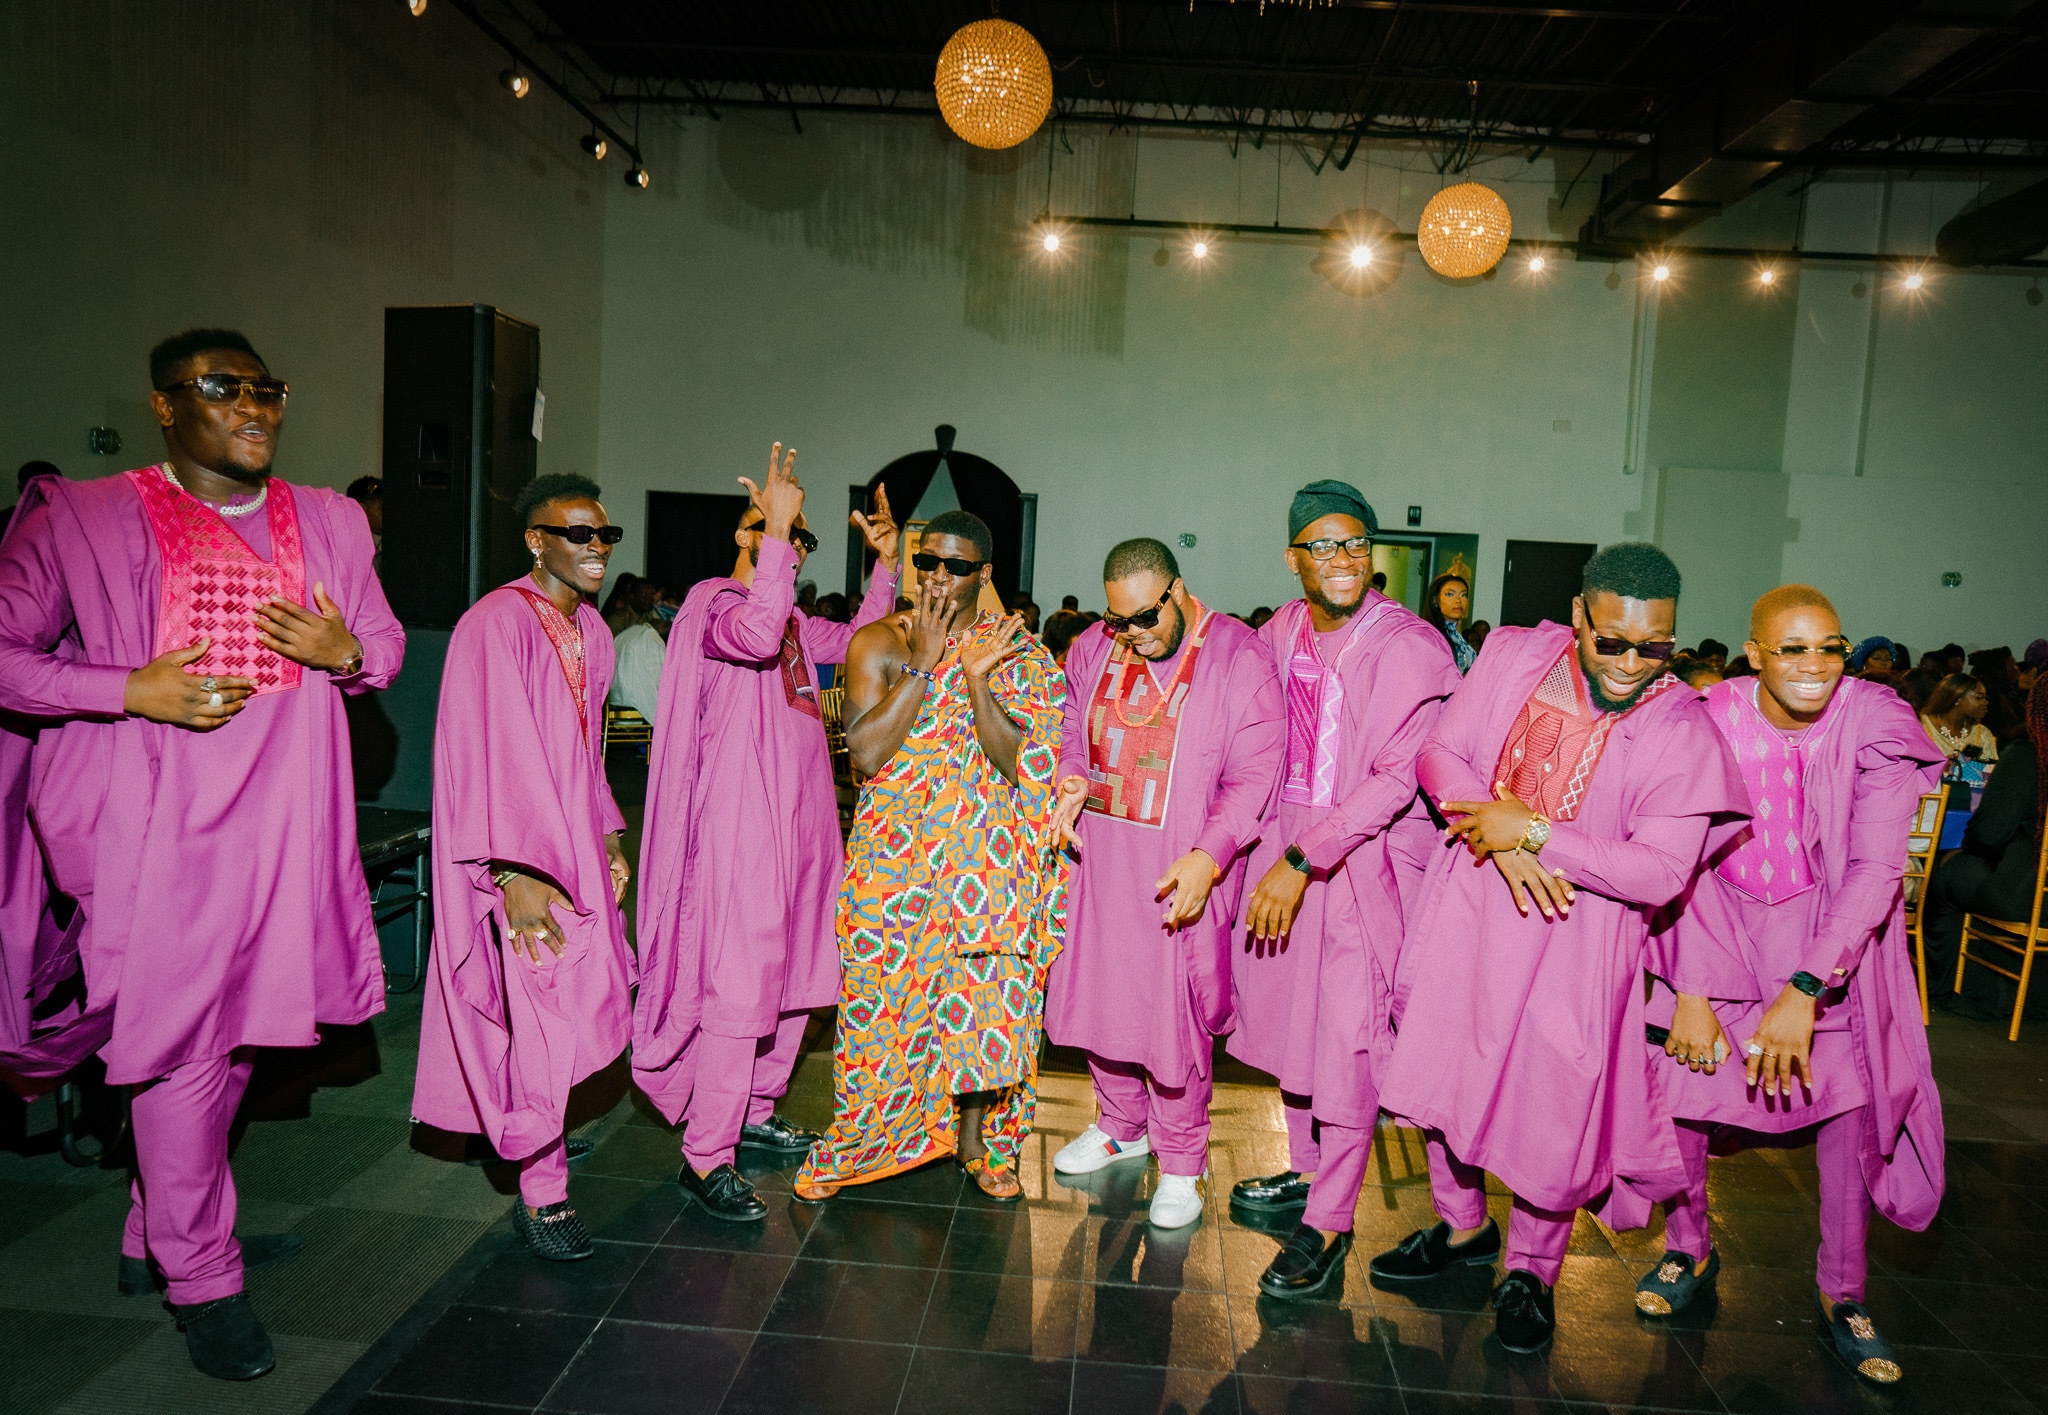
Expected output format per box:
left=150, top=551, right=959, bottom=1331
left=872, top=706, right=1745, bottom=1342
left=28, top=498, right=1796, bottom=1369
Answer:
left=1045, top=612, right=1283, bottom=1085
left=1226, top=593, right=1461, bottom=1128
left=1382, top=623, right=1749, bottom=1219
left=0, top=473, right=402, bottom=1089
left=632, top=538, right=897, bottom=1116
left=411, top=581, right=635, bottom=1161
left=1645, top=675, right=1945, bottom=1229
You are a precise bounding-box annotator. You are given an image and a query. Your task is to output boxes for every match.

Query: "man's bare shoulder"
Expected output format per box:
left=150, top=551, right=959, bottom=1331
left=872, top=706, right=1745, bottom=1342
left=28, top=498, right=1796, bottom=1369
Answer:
left=851, top=615, right=911, bottom=661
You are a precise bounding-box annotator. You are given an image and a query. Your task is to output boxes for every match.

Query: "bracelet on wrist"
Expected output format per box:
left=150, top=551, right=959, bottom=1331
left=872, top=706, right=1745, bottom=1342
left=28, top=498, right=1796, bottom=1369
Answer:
left=900, top=662, right=939, bottom=682
left=1788, top=971, right=1827, bottom=997
left=493, top=868, right=519, bottom=890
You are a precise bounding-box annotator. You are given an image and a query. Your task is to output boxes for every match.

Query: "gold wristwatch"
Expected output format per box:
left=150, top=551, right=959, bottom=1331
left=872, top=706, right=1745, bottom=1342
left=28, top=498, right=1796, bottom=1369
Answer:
left=1518, top=814, right=1553, bottom=853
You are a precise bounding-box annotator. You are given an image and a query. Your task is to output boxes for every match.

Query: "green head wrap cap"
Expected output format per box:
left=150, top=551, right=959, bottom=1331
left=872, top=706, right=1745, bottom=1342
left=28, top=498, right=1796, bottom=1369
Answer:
left=1289, top=479, right=1378, bottom=541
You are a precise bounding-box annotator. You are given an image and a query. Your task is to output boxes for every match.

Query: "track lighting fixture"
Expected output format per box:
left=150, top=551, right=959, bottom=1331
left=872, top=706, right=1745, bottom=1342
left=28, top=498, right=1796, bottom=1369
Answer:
left=501, top=69, right=530, bottom=98
left=581, top=133, right=608, bottom=160
left=626, top=165, right=650, bottom=189
left=399, top=0, right=427, bottom=14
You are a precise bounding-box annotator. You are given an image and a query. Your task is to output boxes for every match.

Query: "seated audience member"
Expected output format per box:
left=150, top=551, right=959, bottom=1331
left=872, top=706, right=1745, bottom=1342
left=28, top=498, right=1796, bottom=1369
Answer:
left=601, top=573, right=645, bottom=634
left=1248, top=606, right=1275, bottom=631
left=796, top=580, right=818, bottom=616
left=1921, top=673, right=1999, bottom=765
left=2019, top=640, right=2046, bottom=694
left=1969, top=647, right=2024, bottom=745
left=814, top=591, right=850, bottom=624
left=1721, top=653, right=1756, bottom=679
left=1897, top=667, right=1942, bottom=714
left=1673, top=655, right=1722, bottom=690
left=1421, top=572, right=1478, bottom=673
left=1938, top=643, right=1967, bottom=676
left=610, top=586, right=679, bottom=721
left=345, top=475, right=383, bottom=552
left=1924, top=677, right=2046, bottom=1021
left=1692, top=637, right=1729, bottom=673
left=1041, top=608, right=1087, bottom=669
left=1370, top=571, right=1388, bottom=593
left=1847, top=637, right=1896, bottom=676
left=1061, top=594, right=1080, bottom=612
left=1466, top=619, right=1491, bottom=653
left=1015, top=597, right=1041, bottom=634
left=1891, top=644, right=1913, bottom=674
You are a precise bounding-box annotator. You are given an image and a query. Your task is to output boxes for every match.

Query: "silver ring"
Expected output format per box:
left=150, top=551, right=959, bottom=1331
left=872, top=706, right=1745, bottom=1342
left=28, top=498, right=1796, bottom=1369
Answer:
left=208, top=691, right=222, bottom=708
left=1746, top=1042, right=1765, bottom=1057
left=202, top=676, right=216, bottom=692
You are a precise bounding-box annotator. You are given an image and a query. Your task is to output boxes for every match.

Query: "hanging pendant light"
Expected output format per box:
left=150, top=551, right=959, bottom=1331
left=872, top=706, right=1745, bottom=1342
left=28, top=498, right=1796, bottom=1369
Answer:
left=935, top=19, right=1054, bottom=151
left=1417, top=182, right=1512, bottom=278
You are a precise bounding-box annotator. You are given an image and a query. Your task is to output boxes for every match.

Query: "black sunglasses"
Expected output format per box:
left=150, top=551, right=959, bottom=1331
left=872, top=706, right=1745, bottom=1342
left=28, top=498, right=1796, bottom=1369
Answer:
left=158, top=374, right=289, bottom=408
left=1103, top=586, right=1175, bottom=634
left=535, top=524, right=625, bottom=546
left=1590, top=633, right=1675, bottom=661
left=742, top=522, right=819, bottom=553
left=912, top=552, right=985, bottom=577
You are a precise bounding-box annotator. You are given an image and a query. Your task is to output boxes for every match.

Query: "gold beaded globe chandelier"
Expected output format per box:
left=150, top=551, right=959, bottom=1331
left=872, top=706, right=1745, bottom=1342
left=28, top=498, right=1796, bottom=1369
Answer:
left=935, top=19, right=1054, bottom=150
left=1417, top=181, right=1512, bottom=279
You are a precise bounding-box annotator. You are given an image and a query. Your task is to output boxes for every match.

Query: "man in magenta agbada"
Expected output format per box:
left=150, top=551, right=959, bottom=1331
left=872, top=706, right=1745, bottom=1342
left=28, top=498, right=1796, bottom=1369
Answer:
left=1373, top=543, right=1748, bottom=1356
left=412, top=474, right=636, bottom=1262
left=1044, top=537, right=1283, bottom=1230
left=1216, top=481, right=1461, bottom=1298
left=0, top=330, right=403, bottom=1381
left=1635, top=585, right=1943, bottom=1386
left=633, top=444, right=902, bottom=1221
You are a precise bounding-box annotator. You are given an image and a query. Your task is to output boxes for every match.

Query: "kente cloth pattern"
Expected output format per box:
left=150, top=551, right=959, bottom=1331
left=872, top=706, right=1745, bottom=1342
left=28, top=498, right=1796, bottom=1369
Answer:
left=1082, top=604, right=1213, bottom=828
left=1490, top=646, right=1680, bottom=821
left=512, top=587, right=589, bottom=728
left=1712, top=678, right=1820, bottom=904
left=778, top=616, right=822, bottom=721
left=796, top=624, right=1068, bottom=1197
left=130, top=464, right=303, bottom=696
left=1281, top=599, right=1396, bottom=806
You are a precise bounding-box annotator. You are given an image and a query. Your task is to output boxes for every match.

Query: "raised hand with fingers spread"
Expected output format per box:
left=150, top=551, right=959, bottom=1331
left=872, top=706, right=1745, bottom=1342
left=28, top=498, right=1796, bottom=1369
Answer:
left=737, top=441, right=805, bottom=542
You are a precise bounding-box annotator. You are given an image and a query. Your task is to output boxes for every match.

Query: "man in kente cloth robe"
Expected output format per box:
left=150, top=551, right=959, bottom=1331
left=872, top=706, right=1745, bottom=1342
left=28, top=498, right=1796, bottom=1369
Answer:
left=795, top=510, right=1066, bottom=1202
left=413, top=475, right=635, bottom=1261
left=1373, top=543, right=1748, bottom=1355
left=1218, top=481, right=1462, bottom=1295
left=635, top=444, right=901, bottom=1220
left=1043, top=538, right=1282, bottom=1229
left=1634, top=586, right=1943, bottom=1385
left=0, top=330, right=403, bottom=1380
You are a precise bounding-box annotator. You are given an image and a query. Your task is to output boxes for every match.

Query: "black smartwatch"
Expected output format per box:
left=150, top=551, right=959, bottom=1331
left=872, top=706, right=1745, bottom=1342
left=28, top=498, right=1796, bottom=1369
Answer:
left=1283, top=844, right=1312, bottom=875
left=1788, top=971, right=1827, bottom=998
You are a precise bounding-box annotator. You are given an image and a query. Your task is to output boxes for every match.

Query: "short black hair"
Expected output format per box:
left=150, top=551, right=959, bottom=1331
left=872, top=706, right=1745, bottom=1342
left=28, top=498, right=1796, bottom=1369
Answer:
left=150, top=329, right=265, bottom=390
left=1061, top=595, right=1079, bottom=610
left=345, top=475, right=382, bottom=503
left=1581, top=542, right=1681, bottom=604
left=1695, top=637, right=1728, bottom=658
left=1102, top=537, right=1180, bottom=585
left=920, top=510, right=993, bottom=563
left=515, top=473, right=603, bottom=527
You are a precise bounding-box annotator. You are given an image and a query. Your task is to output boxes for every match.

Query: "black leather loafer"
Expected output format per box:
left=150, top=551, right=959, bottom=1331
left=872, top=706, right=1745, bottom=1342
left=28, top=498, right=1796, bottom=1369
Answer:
left=1635, top=1247, right=1718, bottom=1316
left=1258, top=1222, right=1353, bottom=1299
left=174, top=1294, right=276, bottom=1381
left=1368, top=1218, right=1501, bottom=1283
left=1493, top=1268, right=1556, bottom=1354
left=1816, top=1293, right=1902, bottom=1384
left=1230, top=1170, right=1313, bottom=1212
left=678, top=1162, right=769, bottom=1222
left=513, top=1201, right=596, bottom=1261
left=119, top=1231, right=308, bottom=1297
left=738, top=1114, right=823, bottom=1155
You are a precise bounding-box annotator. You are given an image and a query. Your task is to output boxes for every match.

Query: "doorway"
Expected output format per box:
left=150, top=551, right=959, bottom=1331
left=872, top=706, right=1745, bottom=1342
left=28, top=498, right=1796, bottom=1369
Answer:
left=1501, top=539, right=1596, bottom=628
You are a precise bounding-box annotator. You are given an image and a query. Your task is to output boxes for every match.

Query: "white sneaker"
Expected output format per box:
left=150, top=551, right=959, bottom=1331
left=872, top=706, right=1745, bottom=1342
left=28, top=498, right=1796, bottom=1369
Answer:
left=1052, top=1124, right=1151, bottom=1175
left=1149, top=1172, right=1206, bottom=1229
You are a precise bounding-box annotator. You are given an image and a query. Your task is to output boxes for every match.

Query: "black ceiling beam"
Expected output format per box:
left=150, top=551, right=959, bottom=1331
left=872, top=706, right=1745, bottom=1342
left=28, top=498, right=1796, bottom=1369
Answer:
left=1578, top=0, right=2038, bottom=253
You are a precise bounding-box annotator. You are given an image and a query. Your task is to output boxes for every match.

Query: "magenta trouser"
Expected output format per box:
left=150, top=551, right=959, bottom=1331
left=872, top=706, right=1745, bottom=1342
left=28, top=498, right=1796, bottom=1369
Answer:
left=1284, top=1092, right=1319, bottom=1172
left=1087, top=1054, right=1213, bottom=1177
left=520, top=1138, right=570, bottom=1207
left=680, top=1009, right=811, bottom=1174
left=1426, top=1130, right=1575, bottom=1286
left=1302, top=1120, right=1377, bottom=1233
left=1662, top=1109, right=1872, bottom=1302
left=120, top=1050, right=255, bottom=1306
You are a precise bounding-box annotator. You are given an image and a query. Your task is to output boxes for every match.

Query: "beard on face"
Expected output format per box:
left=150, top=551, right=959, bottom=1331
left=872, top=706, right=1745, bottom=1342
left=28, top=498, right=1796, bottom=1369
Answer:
left=1305, top=584, right=1360, bottom=622
left=1583, top=665, right=1658, bottom=714
left=1143, top=601, right=1187, bottom=660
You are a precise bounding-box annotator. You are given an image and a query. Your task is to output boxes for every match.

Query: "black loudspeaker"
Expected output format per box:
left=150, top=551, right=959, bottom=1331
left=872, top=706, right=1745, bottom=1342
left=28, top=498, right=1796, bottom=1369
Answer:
left=381, top=305, right=541, bottom=627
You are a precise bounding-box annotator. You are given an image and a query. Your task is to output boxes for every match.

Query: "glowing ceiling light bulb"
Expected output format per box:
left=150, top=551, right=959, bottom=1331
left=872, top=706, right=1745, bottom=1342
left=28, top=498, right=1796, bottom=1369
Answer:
left=1042, top=231, right=1060, bottom=252
left=1904, top=271, right=1924, bottom=290
left=1652, top=264, right=1670, bottom=281
left=1350, top=244, right=1373, bottom=268
left=1758, top=268, right=1776, bottom=285
left=1527, top=254, right=1546, bottom=272
left=1191, top=240, right=1208, bottom=259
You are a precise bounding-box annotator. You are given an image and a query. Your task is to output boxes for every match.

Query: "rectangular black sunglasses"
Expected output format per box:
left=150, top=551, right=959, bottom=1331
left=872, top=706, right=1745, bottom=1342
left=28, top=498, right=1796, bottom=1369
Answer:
left=912, top=552, right=984, bottom=576
left=535, top=524, right=625, bottom=546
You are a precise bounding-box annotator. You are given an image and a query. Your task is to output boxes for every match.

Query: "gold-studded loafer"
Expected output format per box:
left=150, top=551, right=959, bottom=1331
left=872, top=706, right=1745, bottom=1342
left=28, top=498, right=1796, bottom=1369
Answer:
left=1816, top=1293, right=1902, bottom=1384
left=1634, top=1247, right=1718, bottom=1316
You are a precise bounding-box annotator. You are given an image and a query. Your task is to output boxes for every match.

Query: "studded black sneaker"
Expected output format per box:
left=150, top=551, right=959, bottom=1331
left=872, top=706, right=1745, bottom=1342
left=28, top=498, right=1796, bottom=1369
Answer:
left=1258, top=1223, right=1354, bottom=1299
left=1493, top=1268, right=1556, bottom=1354
left=1368, top=1218, right=1502, bottom=1283
left=1229, top=1170, right=1313, bottom=1212
left=1635, top=1247, right=1718, bottom=1316
left=678, top=1162, right=769, bottom=1222
left=173, top=1293, right=276, bottom=1380
left=513, top=1201, right=596, bottom=1261
left=738, top=1114, right=823, bottom=1155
